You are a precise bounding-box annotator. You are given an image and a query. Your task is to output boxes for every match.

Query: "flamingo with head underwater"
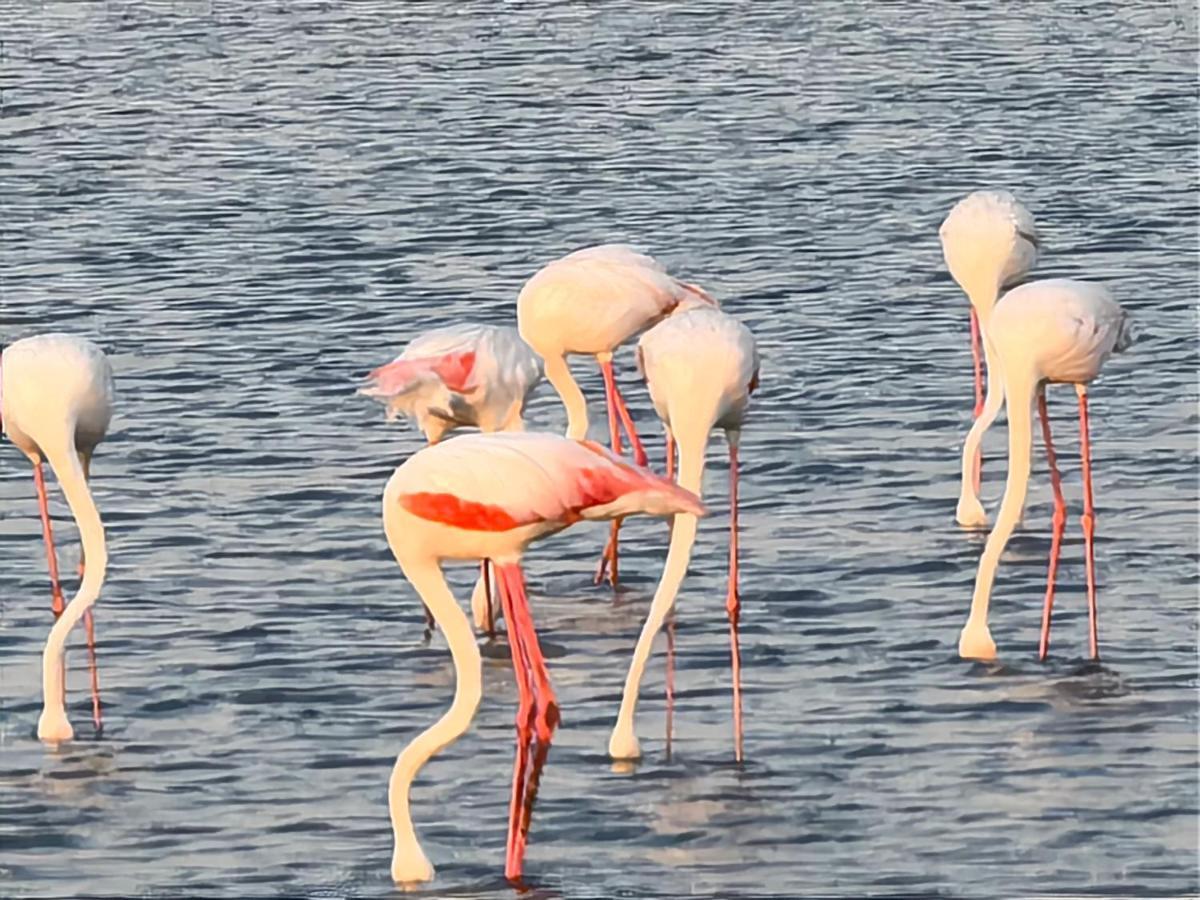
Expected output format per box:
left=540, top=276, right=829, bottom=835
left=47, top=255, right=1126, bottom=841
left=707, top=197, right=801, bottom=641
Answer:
left=2, top=333, right=113, bottom=741
left=359, top=322, right=544, bottom=633
left=608, top=299, right=759, bottom=763
left=940, top=190, right=1041, bottom=527
left=516, top=244, right=716, bottom=586
left=380, top=430, right=703, bottom=884
left=959, top=279, right=1133, bottom=661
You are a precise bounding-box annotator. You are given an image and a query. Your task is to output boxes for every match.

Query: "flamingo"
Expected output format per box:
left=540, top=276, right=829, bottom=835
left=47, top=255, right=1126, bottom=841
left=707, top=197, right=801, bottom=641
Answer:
left=381, top=431, right=704, bottom=884
left=1, top=333, right=113, bottom=741
left=358, top=323, right=542, bottom=444
left=940, top=190, right=1041, bottom=527
left=516, top=244, right=716, bottom=585
left=959, top=279, right=1133, bottom=661
left=359, top=323, right=544, bottom=632
left=608, top=302, right=759, bottom=762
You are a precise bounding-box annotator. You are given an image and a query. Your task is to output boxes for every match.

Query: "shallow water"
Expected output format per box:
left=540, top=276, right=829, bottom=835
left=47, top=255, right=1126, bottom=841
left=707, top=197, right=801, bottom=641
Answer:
left=1, top=2, right=1197, bottom=898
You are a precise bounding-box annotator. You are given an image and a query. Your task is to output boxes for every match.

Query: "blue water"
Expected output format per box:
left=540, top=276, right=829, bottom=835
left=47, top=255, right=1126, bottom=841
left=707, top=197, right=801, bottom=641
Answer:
left=1, top=2, right=1197, bottom=897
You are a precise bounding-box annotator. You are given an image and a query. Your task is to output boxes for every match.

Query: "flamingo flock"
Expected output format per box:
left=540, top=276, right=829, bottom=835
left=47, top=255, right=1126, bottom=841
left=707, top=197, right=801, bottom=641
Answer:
left=2, top=209, right=1133, bottom=885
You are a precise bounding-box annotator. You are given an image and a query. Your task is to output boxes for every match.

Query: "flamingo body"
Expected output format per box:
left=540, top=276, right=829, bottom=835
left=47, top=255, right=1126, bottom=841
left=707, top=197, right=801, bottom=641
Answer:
left=940, top=190, right=1040, bottom=311
left=1, top=333, right=113, bottom=742
left=359, top=324, right=542, bottom=444
left=381, top=431, right=702, bottom=884
left=516, top=244, right=714, bottom=440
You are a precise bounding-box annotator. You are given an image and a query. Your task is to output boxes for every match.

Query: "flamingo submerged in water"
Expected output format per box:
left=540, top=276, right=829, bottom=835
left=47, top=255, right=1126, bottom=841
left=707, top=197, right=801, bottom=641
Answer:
left=940, top=190, right=1041, bottom=527
left=381, top=431, right=703, bottom=884
left=517, top=244, right=716, bottom=585
left=959, top=279, right=1133, bottom=661
left=359, top=322, right=544, bottom=632
left=1, top=333, right=113, bottom=741
left=608, top=302, right=759, bottom=762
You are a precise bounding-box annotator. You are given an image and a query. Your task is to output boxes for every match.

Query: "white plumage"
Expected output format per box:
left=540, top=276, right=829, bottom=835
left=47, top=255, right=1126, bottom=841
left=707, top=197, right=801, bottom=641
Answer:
left=359, top=323, right=542, bottom=443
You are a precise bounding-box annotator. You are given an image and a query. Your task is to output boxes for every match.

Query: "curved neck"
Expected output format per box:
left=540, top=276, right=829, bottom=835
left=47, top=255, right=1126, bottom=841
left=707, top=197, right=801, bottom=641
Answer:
left=42, top=441, right=106, bottom=717
left=960, top=331, right=1007, bottom=496
left=967, top=369, right=1037, bottom=628
left=388, top=558, right=482, bottom=875
left=967, top=286, right=1001, bottom=325
left=542, top=354, right=588, bottom=440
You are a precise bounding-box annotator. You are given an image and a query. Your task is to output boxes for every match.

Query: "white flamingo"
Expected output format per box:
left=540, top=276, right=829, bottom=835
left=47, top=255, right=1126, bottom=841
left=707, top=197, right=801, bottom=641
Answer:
left=359, top=322, right=543, bottom=632
left=1, top=333, right=113, bottom=741
left=940, top=190, right=1041, bottom=527
left=959, top=280, right=1133, bottom=661
left=517, top=244, right=716, bottom=584
left=381, top=431, right=703, bottom=883
left=358, top=323, right=542, bottom=444
left=608, top=301, right=759, bottom=762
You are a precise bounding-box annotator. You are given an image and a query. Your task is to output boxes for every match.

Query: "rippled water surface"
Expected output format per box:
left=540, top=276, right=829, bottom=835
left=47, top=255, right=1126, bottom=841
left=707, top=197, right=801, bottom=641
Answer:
left=2, top=2, right=1197, bottom=897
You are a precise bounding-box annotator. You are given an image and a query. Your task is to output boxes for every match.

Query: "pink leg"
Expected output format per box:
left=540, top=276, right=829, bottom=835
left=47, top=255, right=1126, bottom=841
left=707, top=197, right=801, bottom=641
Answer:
left=482, top=560, right=495, bottom=638
left=1078, top=389, right=1100, bottom=660
left=970, top=308, right=985, bottom=493
left=665, top=613, right=675, bottom=759
left=1037, top=393, right=1068, bottom=661
left=610, top=386, right=648, bottom=468
left=497, top=564, right=558, bottom=882
left=726, top=444, right=744, bottom=763
left=33, top=462, right=66, bottom=617
left=497, top=567, right=535, bottom=882
left=594, top=362, right=624, bottom=586
left=84, top=608, right=102, bottom=731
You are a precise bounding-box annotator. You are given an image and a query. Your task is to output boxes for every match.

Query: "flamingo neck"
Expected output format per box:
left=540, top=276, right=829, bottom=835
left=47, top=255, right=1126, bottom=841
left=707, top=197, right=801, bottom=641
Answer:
left=966, top=285, right=1001, bottom=325
left=388, top=558, right=482, bottom=883
left=40, top=439, right=106, bottom=733
left=608, top=430, right=705, bottom=758
left=541, top=354, right=588, bottom=441
left=965, top=367, right=1037, bottom=641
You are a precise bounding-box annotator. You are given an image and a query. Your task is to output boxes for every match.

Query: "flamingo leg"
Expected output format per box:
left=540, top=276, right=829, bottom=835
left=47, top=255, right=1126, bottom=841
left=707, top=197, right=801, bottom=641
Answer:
left=665, top=613, right=675, bottom=759
left=726, top=443, right=744, bottom=763
left=970, top=308, right=985, bottom=493
left=482, top=560, right=495, bottom=638
left=1077, top=387, right=1100, bottom=660
left=33, top=461, right=67, bottom=618
left=497, top=566, right=535, bottom=881
left=77, top=451, right=102, bottom=732
left=608, top=379, right=648, bottom=467
left=665, top=431, right=676, bottom=481
left=498, top=564, right=558, bottom=882
left=594, top=361, right=623, bottom=586
left=1037, top=392, right=1068, bottom=661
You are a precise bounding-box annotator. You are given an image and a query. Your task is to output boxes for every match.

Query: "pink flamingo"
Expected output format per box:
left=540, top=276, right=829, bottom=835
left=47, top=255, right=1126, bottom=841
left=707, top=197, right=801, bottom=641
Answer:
left=517, top=244, right=715, bottom=585
left=959, top=280, right=1133, bottom=661
left=381, top=431, right=703, bottom=884
left=940, top=190, right=1041, bottom=527
left=609, top=302, right=759, bottom=762
left=359, top=323, right=543, bottom=632
left=2, top=333, right=113, bottom=741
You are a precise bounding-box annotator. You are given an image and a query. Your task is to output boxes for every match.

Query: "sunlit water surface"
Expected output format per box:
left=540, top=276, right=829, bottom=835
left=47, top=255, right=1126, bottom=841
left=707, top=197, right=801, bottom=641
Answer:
left=1, top=2, right=1197, bottom=898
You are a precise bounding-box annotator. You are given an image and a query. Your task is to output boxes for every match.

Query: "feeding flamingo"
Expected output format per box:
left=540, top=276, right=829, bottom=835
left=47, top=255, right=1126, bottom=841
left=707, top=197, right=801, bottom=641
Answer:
left=959, top=279, right=1133, bottom=661
left=940, top=190, right=1041, bottom=527
left=381, top=431, right=703, bottom=884
left=359, top=322, right=544, bottom=632
left=516, top=244, right=716, bottom=585
left=1, top=333, right=113, bottom=741
left=608, top=302, right=759, bottom=762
